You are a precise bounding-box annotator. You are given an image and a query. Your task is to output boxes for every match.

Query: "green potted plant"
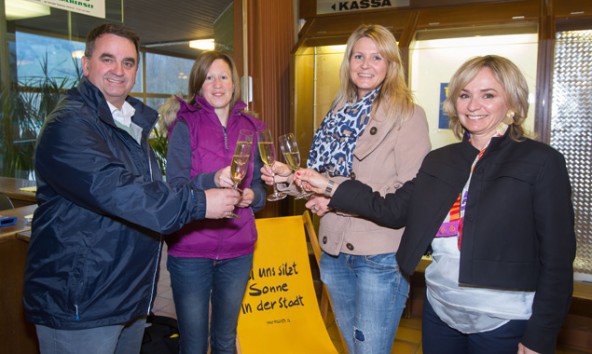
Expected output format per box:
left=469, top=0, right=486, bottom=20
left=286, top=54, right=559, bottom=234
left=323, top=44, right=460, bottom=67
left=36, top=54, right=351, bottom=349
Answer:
left=0, top=55, right=81, bottom=178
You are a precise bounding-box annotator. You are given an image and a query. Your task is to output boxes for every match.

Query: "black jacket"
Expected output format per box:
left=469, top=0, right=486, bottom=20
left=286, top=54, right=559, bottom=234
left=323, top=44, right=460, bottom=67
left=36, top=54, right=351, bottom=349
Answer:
left=330, top=131, right=576, bottom=354
left=24, top=78, right=206, bottom=329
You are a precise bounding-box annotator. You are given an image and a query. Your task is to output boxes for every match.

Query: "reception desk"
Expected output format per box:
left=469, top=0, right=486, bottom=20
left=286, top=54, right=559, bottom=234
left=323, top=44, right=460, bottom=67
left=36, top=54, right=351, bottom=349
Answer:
left=0, top=204, right=39, bottom=353
left=0, top=177, right=36, bottom=208
left=0, top=204, right=36, bottom=239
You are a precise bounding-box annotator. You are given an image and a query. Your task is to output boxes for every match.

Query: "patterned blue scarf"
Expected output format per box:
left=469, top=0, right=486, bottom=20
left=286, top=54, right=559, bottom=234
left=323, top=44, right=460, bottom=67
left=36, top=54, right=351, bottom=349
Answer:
left=307, top=87, right=379, bottom=177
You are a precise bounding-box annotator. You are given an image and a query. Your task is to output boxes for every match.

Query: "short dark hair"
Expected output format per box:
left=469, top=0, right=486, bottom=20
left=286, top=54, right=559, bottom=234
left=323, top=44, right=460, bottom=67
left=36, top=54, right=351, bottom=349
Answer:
left=84, top=23, right=140, bottom=58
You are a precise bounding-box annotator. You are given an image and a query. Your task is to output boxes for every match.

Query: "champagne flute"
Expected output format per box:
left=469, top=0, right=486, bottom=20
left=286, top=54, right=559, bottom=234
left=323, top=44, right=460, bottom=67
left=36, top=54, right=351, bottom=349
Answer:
left=257, top=129, right=287, bottom=201
left=227, top=130, right=253, bottom=218
left=278, top=132, right=312, bottom=199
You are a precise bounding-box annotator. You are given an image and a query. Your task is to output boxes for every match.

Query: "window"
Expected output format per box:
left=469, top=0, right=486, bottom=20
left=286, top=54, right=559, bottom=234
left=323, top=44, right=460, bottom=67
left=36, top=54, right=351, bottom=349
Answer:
left=0, top=31, right=193, bottom=178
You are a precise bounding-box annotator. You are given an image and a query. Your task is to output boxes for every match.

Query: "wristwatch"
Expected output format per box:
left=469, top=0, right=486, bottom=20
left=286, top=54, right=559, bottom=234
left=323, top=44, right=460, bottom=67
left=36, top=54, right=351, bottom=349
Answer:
left=324, top=180, right=335, bottom=197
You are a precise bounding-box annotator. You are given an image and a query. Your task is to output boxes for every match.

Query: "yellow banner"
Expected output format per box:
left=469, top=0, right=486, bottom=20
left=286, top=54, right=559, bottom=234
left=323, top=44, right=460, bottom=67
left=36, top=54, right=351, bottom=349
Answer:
left=237, top=215, right=338, bottom=354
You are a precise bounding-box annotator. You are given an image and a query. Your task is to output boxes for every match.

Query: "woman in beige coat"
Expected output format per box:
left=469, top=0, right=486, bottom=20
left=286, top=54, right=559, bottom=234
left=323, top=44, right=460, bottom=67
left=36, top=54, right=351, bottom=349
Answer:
left=262, top=24, right=430, bottom=354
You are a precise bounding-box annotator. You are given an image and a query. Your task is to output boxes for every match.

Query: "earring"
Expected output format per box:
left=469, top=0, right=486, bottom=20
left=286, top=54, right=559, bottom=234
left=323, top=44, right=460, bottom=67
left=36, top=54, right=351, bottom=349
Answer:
left=504, top=111, right=515, bottom=124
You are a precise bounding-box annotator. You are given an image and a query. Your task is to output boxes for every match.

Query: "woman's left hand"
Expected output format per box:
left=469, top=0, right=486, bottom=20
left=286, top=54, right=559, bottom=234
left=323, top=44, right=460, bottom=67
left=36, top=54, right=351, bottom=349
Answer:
left=294, top=168, right=330, bottom=195
left=215, top=166, right=234, bottom=188
left=237, top=188, right=255, bottom=208
left=517, top=343, right=539, bottom=354
left=305, top=195, right=331, bottom=216
left=260, top=161, right=293, bottom=185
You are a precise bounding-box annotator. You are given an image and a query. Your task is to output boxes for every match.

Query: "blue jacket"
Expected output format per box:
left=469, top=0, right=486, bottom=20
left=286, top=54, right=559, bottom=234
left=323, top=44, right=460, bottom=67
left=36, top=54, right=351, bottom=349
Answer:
left=24, top=78, right=207, bottom=329
left=330, top=130, right=576, bottom=354
left=166, top=96, right=266, bottom=259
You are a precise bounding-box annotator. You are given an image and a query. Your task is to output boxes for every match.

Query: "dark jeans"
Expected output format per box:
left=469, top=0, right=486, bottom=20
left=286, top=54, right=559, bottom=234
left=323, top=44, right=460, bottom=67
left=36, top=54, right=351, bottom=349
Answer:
left=422, top=295, right=527, bottom=354
left=168, top=254, right=253, bottom=354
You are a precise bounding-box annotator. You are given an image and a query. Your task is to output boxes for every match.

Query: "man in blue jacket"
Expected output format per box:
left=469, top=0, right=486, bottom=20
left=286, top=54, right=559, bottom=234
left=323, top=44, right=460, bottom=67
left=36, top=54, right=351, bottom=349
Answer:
left=23, top=23, right=240, bottom=354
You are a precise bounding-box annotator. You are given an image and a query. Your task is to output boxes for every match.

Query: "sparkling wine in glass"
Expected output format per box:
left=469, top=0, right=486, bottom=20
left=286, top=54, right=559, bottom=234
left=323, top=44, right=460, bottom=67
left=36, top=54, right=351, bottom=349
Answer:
left=278, top=132, right=311, bottom=199
left=227, top=130, right=253, bottom=218
left=230, top=147, right=250, bottom=190
left=257, top=129, right=286, bottom=201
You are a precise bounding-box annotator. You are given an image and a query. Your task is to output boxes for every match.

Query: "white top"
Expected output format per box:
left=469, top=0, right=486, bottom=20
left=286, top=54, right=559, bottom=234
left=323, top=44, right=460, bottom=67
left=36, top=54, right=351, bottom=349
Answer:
left=108, top=101, right=142, bottom=144
left=426, top=144, right=534, bottom=334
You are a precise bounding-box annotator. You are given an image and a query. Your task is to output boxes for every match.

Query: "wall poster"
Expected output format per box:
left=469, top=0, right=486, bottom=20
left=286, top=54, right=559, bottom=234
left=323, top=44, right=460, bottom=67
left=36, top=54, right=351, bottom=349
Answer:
left=237, top=216, right=337, bottom=353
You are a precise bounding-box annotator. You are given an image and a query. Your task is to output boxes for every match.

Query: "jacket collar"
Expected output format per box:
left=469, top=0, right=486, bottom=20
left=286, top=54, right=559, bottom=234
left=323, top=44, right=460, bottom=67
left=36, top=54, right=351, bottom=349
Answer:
left=76, top=77, right=158, bottom=133
left=465, top=124, right=513, bottom=148
left=459, top=125, right=513, bottom=161
left=178, top=95, right=247, bottom=126
left=194, top=96, right=247, bottom=118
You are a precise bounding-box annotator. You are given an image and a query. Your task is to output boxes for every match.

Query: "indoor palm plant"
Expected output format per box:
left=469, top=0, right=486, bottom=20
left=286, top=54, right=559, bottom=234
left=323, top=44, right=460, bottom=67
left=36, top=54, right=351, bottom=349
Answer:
left=0, top=55, right=80, bottom=178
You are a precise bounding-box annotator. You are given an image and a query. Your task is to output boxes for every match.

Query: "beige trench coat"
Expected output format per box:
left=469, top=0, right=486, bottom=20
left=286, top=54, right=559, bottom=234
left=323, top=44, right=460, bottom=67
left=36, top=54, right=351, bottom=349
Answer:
left=317, top=104, right=431, bottom=256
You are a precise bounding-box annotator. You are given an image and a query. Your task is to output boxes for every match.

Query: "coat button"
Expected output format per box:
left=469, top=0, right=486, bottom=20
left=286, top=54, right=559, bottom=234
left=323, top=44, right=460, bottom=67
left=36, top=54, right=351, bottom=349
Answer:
left=346, top=243, right=354, bottom=251
left=350, top=172, right=356, bottom=180
left=370, top=127, right=377, bottom=135
left=322, top=236, right=328, bottom=244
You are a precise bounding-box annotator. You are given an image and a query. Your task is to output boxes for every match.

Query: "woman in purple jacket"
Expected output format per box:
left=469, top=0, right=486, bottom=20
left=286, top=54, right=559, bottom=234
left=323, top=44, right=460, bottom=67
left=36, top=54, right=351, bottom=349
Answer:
left=160, top=51, right=266, bottom=354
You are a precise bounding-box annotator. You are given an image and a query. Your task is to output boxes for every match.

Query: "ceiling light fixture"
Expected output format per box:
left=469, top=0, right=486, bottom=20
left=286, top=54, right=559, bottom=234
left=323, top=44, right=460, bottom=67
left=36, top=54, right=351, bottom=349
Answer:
left=5, top=0, right=51, bottom=20
left=189, top=39, right=215, bottom=50
left=71, top=50, right=84, bottom=59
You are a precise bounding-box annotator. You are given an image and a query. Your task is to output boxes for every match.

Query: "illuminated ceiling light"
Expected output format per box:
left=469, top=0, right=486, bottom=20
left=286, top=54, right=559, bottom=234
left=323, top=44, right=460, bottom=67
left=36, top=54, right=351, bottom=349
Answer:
left=71, top=50, right=84, bottom=59
left=5, top=0, right=51, bottom=20
left=512, top=16, right=525, bottom=20
left=189, top=39, right=215, bottom=50
left=570, top=11, right=585, bottom=15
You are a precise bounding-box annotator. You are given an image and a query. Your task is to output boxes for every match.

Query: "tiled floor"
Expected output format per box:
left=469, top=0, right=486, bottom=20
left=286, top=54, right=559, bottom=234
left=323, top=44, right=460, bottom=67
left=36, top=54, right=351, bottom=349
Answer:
left=152, top=243, right=177, bottom=319
left=152, top=244, right=588, bottom=354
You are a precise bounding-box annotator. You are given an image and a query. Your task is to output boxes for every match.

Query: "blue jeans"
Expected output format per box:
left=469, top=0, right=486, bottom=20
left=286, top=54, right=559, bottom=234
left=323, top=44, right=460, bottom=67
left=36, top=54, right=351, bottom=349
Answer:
left=422, top=296, right=528, bottom=354
left=320, top=252, right=409, bottom=354
left=35, top=316, right=146, bottom=354
left=167, top=254, right=253, bottom=354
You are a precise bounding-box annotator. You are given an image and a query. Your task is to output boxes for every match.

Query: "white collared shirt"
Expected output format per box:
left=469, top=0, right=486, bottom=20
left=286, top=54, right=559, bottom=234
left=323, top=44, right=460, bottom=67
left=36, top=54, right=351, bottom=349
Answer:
left=107, top=101, right=142, bottom=143
left=426, top=128, right=534, bottom=334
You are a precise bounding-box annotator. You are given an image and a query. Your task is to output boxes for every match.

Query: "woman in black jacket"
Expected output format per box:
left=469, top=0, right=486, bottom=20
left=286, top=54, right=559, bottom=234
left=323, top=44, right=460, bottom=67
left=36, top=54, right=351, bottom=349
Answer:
left=293, top=55, right=576, bottom=354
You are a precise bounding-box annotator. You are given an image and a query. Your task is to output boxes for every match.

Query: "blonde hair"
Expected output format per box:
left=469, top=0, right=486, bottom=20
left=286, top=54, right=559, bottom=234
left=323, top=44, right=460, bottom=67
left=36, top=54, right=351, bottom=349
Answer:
left=158, top=96, right=181, bottom=131
left=443, top=55, right=530, bottom=141
left=332, top=24, right=414, bottom=126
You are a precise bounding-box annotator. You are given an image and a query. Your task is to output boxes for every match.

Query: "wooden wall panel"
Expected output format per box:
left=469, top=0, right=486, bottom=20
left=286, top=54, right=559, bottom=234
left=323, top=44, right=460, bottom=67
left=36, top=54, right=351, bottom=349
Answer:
left=416, top=0, right=539, bottom=29
left=0, top=237, right=38, bottom=354
left=297, top=10, right=413, bottom=48
left=553, top=0, right=592, bottom=18
left=534, top=0, right=554, bottom=143
left=246, top=0, right=295, bottom=217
